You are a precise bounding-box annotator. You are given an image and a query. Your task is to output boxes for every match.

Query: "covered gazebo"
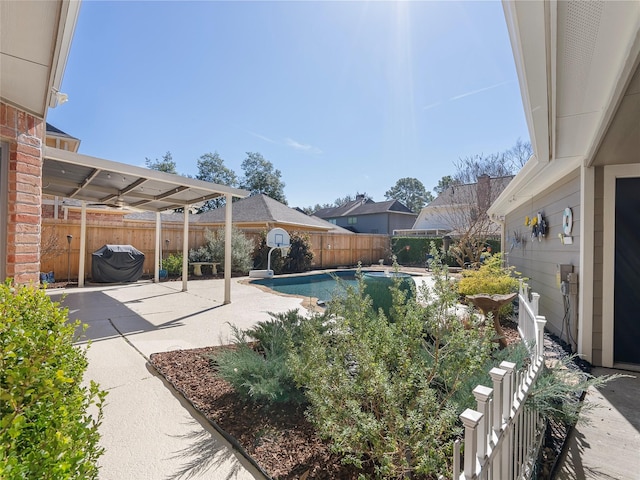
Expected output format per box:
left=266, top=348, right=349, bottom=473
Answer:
left=42, top=146, right=249, bottom=303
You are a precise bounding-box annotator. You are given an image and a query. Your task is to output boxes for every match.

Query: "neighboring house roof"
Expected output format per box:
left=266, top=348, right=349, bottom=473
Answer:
left=315, top=198, right=415, bottom=218
left=489, top=1, right=640, bottom=219
left=413, top=176, right=513, bottom=233
left=122, top=194, right=352, bottom=233
left=429, top=176, right=513, bottom=208
left=46, top=123, right=79, bottom=140
left=195, top=194, right=336, bottom=229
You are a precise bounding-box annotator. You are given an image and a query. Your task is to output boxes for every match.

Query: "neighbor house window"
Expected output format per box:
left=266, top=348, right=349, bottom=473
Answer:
left=348, top=217, right=357, bottom=224
left=328, top=219, right=337, bottom=224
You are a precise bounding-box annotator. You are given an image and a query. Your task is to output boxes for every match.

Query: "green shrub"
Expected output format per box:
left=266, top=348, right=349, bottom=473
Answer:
left=361, top=271, right=415, bottom=320
left=252, top=234, right=285, bottom=273
left=189, top=227, right=255, bottom=273
left=213, top=310, right=313, bottom=405
left=288, top=267, right=496, bottom=478
left=282, top=232, right=313, bottom=273
left=162, top=252, right=183, bottom=275
left=458, top=253, right=521, bottom=317
left=252, top=231, right=314, bottom=274
left=0, top=282, right=106, bottom=480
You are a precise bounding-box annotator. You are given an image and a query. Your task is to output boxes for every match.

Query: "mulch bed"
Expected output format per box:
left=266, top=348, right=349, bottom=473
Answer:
left=149, top=320, right=577, bottom=479
left=149, top=346, right=367, bottom=479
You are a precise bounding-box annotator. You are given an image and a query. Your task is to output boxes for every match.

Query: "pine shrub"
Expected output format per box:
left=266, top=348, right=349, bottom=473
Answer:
left=213, top=310, right=313, bottom=405
left=288, top=268, right=497, bottom=478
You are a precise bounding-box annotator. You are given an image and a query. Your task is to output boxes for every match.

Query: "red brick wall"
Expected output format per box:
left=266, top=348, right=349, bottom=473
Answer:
left=1, top=102, right=44, bottom=284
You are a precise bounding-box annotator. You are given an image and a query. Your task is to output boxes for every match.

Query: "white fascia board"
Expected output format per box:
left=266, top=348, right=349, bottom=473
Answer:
left=47, top=0, right=82, bottom=110
left=502, top=0, right=551, bottom=163
left=488, top=154, right=581, bottom=218
left=44, top=146, right=250, bottom=198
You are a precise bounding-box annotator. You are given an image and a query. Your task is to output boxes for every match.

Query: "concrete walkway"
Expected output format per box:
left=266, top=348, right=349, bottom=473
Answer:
left=554, top=367, right=640, bottom=480
left=49, top=278, right=306, bottom=480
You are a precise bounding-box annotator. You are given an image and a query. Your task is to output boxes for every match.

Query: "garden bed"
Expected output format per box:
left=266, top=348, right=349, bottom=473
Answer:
left=149, top=321, right=525, bottom=479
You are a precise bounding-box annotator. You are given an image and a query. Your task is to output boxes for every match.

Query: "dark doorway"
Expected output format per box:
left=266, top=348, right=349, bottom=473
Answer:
left=614, top=177, right=640, bottom=365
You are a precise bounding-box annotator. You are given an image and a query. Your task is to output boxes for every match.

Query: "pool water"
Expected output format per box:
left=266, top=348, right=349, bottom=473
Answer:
left=251, top=270, right=368, bottom=303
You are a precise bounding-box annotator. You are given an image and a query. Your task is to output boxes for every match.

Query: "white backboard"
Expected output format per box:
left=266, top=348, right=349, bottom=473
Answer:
left=266, top=227, right=291, bottom=248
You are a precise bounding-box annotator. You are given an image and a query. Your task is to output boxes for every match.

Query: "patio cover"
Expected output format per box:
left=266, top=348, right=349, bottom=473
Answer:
left=42, top=146, right=250, bottom=303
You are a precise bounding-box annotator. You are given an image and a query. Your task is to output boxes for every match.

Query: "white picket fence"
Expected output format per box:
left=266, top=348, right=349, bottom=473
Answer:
left=453, top=281, right=547, bottom=480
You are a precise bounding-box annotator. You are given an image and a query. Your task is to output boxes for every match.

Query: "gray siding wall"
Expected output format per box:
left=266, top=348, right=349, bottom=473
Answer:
left=336, top=213, right=416, bottom=234
left=388, top=213, right=418, bottom=233
left=504, top=168, right=581, bottom=340
left=592, top=166, right=604, bottom=365
left=335, top=214, right=387, bottom=234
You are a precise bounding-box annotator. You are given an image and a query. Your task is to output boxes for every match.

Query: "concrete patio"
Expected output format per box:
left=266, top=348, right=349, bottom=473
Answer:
left=555, top=367, right=640, bottom=479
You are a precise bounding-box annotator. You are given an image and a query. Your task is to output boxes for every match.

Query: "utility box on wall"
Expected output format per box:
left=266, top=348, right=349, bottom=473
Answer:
left=556, top=264, right=573, bottom=290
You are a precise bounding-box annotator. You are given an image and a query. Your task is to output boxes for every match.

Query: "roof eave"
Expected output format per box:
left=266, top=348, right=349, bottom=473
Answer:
left=502, top=0, right=552, bottom=164
left=47, top=0, right=82, bottom=111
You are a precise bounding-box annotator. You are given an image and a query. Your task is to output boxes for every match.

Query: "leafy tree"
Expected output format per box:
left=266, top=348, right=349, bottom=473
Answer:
left=301, top=203, right=333, bottom=215
left=434, top=175, right=455, bottom=195
left=195, top=152, right=238, bottom=211
left=384, top=177, right=431, bottom=212
left=145, top=151, right=177, bottom=174
left=334, top=192, right=372, bottom=206
left=240, top=152, right=287, bottom=204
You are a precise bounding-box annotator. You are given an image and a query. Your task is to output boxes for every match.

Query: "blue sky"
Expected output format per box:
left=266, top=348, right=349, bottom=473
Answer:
left=47, top=0, right=529, bottom=209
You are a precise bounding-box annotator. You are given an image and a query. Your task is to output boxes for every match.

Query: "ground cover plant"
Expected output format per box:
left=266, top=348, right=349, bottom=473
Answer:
left=0, top=282, right=106, bottom=480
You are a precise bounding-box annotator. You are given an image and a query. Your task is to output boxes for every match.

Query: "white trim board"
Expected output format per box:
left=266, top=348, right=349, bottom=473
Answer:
left=602, top=164, right=640, bottom=367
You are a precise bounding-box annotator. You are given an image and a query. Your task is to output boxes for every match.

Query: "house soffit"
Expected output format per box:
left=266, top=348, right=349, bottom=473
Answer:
left=591, top=60, right=640, bottom=166
left=555, top=1, right=640, bottom=161
left=490, top=0, right=640, bottom=218
left=0, top=1, right=80, bottom=118
left=43, top=147, right=249, bottom=213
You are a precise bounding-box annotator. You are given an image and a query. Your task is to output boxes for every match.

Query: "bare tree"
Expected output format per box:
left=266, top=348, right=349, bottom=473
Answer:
left=40, top=225, right=66, bottom=262
left=433, top=141, right=531, bottom=267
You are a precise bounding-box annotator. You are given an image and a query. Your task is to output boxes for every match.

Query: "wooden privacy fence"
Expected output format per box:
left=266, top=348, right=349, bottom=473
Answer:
left=40, top=220, right=390, bottom=280
left=454, top=281, right=547, bottom=480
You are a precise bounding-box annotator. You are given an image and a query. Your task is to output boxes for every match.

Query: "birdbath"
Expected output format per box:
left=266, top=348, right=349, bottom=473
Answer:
left=466, top=293, right=517, bottom=349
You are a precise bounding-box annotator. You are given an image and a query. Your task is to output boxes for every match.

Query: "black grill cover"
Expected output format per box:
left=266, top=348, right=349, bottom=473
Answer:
left=91, top=245, right=145, bottom=283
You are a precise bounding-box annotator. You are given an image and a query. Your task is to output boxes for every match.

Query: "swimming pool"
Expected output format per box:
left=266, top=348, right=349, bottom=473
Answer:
left=251, top=270, right=371, bottom=303
left=250, top=270, right=415, bottom=305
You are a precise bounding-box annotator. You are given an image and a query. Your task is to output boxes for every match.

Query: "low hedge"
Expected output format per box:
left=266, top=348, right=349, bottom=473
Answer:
left=0, top=282, right=106, bottom=479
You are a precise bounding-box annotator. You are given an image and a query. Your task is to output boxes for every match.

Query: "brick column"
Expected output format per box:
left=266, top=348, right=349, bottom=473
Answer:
left=1, top=102, right=44, bottom=284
